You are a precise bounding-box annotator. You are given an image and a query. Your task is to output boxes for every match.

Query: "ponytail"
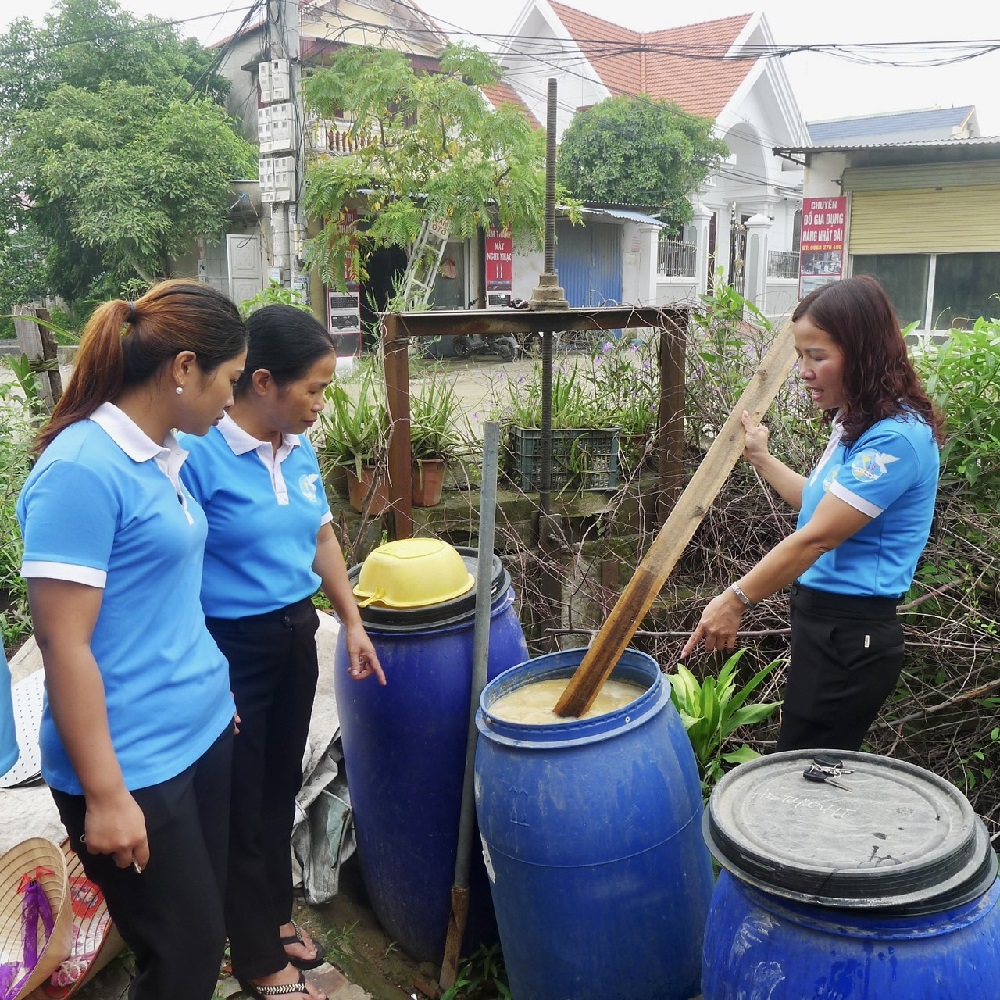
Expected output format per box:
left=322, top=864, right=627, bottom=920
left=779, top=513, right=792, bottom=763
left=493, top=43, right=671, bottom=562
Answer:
left=33, top=280, right=246, bottom=454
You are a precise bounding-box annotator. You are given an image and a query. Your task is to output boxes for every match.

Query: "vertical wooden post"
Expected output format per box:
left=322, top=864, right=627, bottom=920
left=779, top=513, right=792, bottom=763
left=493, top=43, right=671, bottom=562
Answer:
left=382, top=313, right=413, bottom=539
left=13, top=305, right=63, bottom=410
left=657, top=309, right=686, bottom=522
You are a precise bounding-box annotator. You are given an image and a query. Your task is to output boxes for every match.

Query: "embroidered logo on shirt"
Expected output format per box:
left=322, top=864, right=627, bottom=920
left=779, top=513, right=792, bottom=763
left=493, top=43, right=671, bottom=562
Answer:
left=851, top=450, right=899, bottom=483
left=300, top=473, right=320, bottom=503
left=822, top=465, right=840, bottom=492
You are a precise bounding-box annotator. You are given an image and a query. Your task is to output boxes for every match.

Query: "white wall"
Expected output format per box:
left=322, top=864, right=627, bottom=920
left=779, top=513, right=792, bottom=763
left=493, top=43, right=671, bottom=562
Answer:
left=621, top=223, right=659, bottom=304
left=655, top=278, right=699, bottom=306
left=765, top=278, right=799, bottom=324
left=502, top=7, right=608, bottom=140
left=217, top=29, right=266, bottom=144
left=802, top=154, right=850, bottom=198
left=512, top=247, right=545, bottom=301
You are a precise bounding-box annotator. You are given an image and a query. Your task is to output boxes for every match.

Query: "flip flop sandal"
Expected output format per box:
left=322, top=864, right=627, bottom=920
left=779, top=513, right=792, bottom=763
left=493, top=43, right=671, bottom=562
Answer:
left=237, top=969, right=312, bottom=997
left=279, top=921, right=327, bottom=971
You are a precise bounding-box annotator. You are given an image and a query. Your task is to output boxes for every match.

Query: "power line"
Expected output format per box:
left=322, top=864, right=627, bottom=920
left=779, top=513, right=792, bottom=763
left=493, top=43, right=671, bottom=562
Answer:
left=304, top=1, right=801, bottom=196
left=303, top=0, right=1000, bottom=67
left=311, top=0, right=797, bottom=159
left=182, top=0, right=267, bottom=101
left=0, top=5, right=259, bottom=56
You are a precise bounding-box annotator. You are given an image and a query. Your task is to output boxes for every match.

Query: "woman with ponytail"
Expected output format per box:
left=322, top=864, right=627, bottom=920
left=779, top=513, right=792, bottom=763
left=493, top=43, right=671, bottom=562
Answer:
left=17, top=280, right=248, bottom=1000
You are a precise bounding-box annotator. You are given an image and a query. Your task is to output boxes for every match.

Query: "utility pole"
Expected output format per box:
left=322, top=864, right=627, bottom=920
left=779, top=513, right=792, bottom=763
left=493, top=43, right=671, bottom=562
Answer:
left=260, top=0, right=303, bottom=289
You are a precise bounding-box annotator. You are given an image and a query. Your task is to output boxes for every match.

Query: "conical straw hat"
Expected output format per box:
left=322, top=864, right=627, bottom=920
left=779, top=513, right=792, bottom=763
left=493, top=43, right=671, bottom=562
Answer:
left=0, top=837, right=71, bottom=1000
left=27, top=839, right=125, bottom=1000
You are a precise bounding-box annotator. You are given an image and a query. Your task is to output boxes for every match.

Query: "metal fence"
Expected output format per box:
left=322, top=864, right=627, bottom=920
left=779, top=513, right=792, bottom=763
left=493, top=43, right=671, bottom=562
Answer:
left=767, top=250, right=800, bottom=279
left=657, top=239, right=697, bottom=278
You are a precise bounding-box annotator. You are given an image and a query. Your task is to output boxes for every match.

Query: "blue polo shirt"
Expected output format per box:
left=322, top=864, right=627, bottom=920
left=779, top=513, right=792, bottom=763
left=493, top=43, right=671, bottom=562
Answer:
left=17, top=403, right=235, bottom=795
left=179, top=415, right=333, bottom=619
left=0, top=649, right=16, bottom=778
left=797, top=413, right=939, bottom=597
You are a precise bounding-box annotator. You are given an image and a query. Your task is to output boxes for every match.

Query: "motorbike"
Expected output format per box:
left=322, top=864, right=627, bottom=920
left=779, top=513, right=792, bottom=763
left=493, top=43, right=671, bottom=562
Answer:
left=453, top=331, right=518, bottom=362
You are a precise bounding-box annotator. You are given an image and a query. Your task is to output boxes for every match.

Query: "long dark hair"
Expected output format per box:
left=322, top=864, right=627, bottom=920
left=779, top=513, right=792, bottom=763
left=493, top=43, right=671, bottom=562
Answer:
left=34, top=280, right=246, bottom=454
left=793, top=275, right=945, bottom=444
left=236, top=305, right=336, bottom=397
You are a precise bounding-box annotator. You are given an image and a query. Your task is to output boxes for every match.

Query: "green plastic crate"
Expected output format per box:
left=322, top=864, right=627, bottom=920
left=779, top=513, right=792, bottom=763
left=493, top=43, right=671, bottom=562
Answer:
left=506, top=426, right=620, bottom=492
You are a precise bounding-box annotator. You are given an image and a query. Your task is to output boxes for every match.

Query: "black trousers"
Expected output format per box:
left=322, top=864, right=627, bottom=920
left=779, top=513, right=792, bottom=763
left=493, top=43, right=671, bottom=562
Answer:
left=52, top=726, right=233, bottom=1000
left=206, top=598, right=320, bottom=981
left=776, top=583, right=905, bottom=753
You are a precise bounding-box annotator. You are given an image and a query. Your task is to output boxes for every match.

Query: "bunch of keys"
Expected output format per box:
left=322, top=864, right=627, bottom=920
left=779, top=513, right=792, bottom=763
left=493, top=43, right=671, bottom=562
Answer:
left=802, top=753, right=854, bottom=791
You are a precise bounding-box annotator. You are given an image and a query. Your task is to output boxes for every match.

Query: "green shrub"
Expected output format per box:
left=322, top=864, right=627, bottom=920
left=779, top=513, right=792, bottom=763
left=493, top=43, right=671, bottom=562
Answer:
left=916, top=316, right=1000, bottom=502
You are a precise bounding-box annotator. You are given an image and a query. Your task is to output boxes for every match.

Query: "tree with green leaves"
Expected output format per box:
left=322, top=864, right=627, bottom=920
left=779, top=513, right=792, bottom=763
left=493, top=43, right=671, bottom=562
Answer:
left=12, top=82, right=255, bottom=285
left=557, top=95, right=729, bottom=228
left=302, top=43, right=545, bottom=291
left=0, top=0, right=253, bottom=309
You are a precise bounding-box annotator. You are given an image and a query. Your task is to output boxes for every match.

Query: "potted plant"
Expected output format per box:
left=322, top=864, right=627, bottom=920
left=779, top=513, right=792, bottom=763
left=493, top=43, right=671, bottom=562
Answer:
left=408, top=369, right=464, bottom=507
left=581, top=336, right=660, bottom=476
left=318, top=368, right=391, bottom=516
left=492, top=364, right=620, bottom=493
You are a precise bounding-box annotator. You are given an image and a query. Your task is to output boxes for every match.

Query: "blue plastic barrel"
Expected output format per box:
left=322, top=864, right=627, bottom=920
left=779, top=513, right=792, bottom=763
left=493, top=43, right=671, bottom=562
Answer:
left=702, top=749, right=1000, bottom=999
left=475, top=648, right=714, bottom=1000
left=704, top=870, right=1000, bottom=1000
left=334, top=548, right=528, bottom=965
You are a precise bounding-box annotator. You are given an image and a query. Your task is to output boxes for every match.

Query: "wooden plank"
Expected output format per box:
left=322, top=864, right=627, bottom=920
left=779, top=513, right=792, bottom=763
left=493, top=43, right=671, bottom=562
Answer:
left=389, top=305, right=684, bottom=339
left=13, top=305, right=62, bottom=409
left=553, top=319, right=798, bottom=718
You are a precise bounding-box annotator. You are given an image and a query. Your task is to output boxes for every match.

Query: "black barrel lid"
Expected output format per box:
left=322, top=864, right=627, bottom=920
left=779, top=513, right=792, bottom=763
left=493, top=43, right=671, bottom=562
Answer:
left=347, top=546, right=509, bottom=630
left=704, top=749, right=997, bottom=914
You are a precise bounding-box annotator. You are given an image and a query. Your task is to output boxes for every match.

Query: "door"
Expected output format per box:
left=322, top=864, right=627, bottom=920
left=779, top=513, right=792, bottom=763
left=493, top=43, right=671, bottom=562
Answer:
left=227, top=233, right=265, bottom=306
left=556, top=220, right=623, bottom=307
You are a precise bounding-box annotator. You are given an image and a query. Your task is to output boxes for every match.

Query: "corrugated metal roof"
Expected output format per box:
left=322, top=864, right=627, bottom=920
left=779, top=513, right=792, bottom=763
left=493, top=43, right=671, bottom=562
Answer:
left=578, top=206, right=670, bottom=227
left=775, top=137, right=1000, bottom=155
left=807, top=106, right=975, bottom=143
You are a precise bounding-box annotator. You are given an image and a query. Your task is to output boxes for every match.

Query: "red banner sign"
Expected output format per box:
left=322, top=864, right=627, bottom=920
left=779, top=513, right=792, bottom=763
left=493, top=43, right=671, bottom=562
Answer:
left=799, top=196, right=846, bottom=297
left=485, top=227, right=513, bottom=292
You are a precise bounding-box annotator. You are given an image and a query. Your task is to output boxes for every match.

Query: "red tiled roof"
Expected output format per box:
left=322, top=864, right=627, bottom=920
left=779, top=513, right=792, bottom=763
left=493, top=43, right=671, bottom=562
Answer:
left=547, top=2, right=755, bottom=120
left=483, top=81, right=541, bottom=128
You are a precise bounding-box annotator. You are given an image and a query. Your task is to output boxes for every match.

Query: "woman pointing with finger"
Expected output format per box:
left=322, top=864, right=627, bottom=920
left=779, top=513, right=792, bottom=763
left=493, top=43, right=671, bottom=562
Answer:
left=181, top=305, right=384, bottom=1000
left=682, top=276, right=944, bottom=752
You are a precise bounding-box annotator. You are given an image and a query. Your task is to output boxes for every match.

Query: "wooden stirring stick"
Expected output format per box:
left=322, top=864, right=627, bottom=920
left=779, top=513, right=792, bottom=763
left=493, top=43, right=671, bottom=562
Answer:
left=554, top=319, right=798, bottom=718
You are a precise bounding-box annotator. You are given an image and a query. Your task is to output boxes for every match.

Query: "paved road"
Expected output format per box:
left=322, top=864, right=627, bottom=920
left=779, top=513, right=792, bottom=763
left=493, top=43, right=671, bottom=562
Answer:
left=412, top=355, right=535, bottom=441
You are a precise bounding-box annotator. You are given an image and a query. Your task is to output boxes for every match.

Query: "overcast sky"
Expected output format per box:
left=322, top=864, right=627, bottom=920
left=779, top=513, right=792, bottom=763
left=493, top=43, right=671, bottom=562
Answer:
left=3, top=0, right=999, bottom=134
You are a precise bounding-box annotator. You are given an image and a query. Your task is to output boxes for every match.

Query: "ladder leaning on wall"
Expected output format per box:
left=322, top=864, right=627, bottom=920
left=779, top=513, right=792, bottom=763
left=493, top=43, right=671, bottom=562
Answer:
left=398, top=216, right=450, bottom=310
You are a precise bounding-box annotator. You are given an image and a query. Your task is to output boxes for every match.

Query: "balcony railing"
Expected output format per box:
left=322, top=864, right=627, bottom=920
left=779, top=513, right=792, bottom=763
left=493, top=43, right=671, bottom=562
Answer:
left=308, top=118, right=377, bottom=156
left=767, top=250, right=800, bottom=279
left=657, top=239, right=697, bottom=278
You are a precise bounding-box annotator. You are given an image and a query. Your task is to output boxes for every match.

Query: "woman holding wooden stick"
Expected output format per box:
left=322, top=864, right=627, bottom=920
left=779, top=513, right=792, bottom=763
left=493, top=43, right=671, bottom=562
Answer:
left=682, top=276, right=944, bottom=752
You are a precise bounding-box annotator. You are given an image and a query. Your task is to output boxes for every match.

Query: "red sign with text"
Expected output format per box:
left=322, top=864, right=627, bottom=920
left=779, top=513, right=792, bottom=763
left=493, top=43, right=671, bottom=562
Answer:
left=485, top=227, right=513, bottom=292
left=798, top=196, right=846, bottom=297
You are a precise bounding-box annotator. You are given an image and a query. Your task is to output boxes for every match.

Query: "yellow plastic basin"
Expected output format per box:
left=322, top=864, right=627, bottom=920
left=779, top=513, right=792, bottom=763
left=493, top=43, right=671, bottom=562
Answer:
left=353, top=538, right=475, bottom=609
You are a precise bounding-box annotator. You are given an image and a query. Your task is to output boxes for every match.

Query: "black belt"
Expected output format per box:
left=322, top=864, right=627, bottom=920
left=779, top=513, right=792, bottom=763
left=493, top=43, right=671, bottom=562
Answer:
left=790, top=581, right=900, bottom=619
left=207, top=596, right=315, bottom=628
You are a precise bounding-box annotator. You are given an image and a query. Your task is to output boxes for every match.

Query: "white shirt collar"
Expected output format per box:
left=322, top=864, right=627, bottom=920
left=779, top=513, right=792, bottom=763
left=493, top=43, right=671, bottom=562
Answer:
left=216, top=412, right=300, bottom=457
left=89, top=402, right=192, bottom=519
left=90, top=402, right=184, bottom=466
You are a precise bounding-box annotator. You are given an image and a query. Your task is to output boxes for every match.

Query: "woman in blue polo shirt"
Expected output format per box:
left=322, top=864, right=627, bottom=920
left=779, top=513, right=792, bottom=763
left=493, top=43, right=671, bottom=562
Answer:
left=0, top=647, right=17, bottom=779
left=17, top=280, right=248, bottom=1000
left=683, top=276, right=944, bottom=751
left=180, top=305, right=384, bottom=1000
